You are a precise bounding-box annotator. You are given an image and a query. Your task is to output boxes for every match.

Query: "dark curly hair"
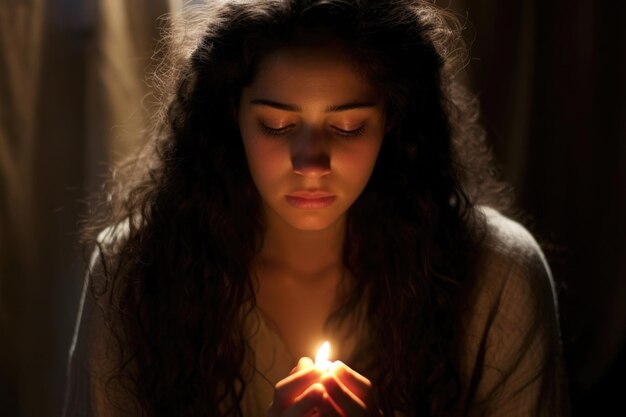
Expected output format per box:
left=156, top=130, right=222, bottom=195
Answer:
left=84, top=0, right=512, bottom=416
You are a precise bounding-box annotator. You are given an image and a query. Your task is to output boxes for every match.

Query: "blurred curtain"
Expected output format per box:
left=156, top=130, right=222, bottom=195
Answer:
left=451, top=1, right=626, bottom=414
left=1, top=1, right=45, bottom=414
left=89, top=0, right=183, bottom=171
left=1, top=1, right=174, bottom=416
left=0, top=0, right=624, bottom=416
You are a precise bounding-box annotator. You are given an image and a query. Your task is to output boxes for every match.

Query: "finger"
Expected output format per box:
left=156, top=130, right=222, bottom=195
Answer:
left=298, top=357, right=314, bottom=370
left=281, top=383, right=326, bottom=417
left=274, top=366, right=323, bottom=408
left=268, top=381, right=323, bottom=417
left=329, top=361, right=372, bottom=402
left=289, top=357, right=314, bottom=375
left=293, top=383, right=344, bottom=417
left=321, top=373, right=366, bottom=416
left=313, top=394, right=345, bottom=417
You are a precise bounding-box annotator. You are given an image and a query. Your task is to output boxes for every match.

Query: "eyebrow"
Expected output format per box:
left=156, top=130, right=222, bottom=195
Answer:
left=250, top=99, right=378, bottom=113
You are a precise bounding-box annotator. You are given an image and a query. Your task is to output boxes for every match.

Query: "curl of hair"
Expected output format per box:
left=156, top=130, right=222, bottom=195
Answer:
left=82, top=1, right=512, bottom=416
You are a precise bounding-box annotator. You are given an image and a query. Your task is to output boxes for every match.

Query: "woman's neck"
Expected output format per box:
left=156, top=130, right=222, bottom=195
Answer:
left=256, top=208, right=346, bottom=280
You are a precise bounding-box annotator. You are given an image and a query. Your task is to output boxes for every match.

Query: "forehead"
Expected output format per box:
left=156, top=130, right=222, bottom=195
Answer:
left=243, top=42, right=381, bottom=104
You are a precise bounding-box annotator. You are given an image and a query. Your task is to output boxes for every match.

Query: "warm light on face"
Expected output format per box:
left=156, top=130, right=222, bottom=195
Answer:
left=238, top=43, right=387, bottom=232
left=315, top=341, right=332, bottom=372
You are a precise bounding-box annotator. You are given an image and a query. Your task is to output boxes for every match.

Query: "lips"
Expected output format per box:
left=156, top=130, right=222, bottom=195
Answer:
left=285, top=191, right=336, bottom=209
left=287, top=190, right=335, bottom=198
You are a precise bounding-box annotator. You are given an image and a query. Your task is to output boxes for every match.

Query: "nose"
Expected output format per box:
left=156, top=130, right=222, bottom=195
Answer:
left=290, top=128, right=331, bottom=178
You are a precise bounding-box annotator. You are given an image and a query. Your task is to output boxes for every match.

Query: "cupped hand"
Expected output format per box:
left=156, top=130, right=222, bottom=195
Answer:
left=267, top=357, right=382, bottom=417
left=267, top=357, right=340, bottom=417
left=320, top=361, right=383, bottom=417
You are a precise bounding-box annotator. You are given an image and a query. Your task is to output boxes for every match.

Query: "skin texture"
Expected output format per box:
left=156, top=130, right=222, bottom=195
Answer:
left=267, top=358, right=382, bottom=417
left=238, top=42, right=387, bottom=233
left=238, top=43, right=386, bottom=416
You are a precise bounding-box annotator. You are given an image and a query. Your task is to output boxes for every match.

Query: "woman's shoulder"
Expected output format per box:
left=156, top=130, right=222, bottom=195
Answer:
left=468, top=205, right=559, bottom=318
left=89, top=219, right=132, bottom=265
left=473, top=205, right=552, bottom=280
left=459, top=210, right=568, bottom=415
left=95, top=219, right=132, bottom=250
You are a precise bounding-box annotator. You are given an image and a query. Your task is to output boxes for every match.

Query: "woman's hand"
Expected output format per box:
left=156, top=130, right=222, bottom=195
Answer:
left=267, top=357, right=341, bottom=417
left=320, top=361, right=383, bottom=417
left=267, top=358, right=382, bottom=417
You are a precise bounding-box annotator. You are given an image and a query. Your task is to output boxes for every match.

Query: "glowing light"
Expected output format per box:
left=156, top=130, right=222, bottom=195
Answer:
left=315, top=341, right=331, bottom=372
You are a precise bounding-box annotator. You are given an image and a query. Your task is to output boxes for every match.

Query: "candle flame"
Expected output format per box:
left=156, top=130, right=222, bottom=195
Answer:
left=315, top=341, right=331, bottom=371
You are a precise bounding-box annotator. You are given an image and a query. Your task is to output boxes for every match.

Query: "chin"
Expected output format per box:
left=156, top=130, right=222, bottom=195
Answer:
left=284, top=213, right=341, bottom=231
left=262, top=199, right=348, bottom=232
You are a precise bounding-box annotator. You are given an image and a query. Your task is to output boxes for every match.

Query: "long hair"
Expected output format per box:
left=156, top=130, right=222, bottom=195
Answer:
left=84, top=1, right=511, bottom=416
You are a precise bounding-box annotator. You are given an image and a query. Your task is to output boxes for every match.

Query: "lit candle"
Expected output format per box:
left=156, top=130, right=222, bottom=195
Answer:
left=315, top=341, right=332, bottom=372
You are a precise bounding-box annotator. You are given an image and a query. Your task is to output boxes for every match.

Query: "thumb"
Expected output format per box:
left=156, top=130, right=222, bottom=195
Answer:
left=290, top=356, right=314, bottom=374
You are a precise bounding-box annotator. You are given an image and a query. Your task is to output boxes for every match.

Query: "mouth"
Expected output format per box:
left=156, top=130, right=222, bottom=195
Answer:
left=287, top=190, right=335, bottom=198
left=285, top=193, right=337, bottom=209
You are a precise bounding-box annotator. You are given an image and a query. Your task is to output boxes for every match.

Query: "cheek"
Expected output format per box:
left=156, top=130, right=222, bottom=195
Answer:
left=339, top=142, right=382, bottom=183
left=242, top=136, right=288, bottom=187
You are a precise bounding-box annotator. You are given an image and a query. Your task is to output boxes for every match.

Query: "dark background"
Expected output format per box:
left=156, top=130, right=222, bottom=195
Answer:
left=1, top=0, right=624, bottom=416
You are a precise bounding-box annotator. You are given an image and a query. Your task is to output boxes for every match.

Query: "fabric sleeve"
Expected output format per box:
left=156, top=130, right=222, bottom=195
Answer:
left=459, top=209, right=570, bottom=417
left=62, top=225, right=135, bottom=417
left=62, top=247, right=100, bottom=417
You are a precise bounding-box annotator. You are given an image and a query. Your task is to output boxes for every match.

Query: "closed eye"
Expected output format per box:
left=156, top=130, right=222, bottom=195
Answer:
left=333, top=125, right=366, bottom=137
left=258, top=121, right=366, bottom=137
left=259, top=122, right=293, bottom=136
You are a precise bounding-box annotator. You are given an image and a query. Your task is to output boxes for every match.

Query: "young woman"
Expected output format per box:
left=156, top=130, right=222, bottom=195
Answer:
left=63, top=1, right=570, bottom=416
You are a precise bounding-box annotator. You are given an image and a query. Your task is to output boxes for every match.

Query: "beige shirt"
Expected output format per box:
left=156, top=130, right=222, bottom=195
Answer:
left=235, top=207, right=569, bottom=416
left=63, top=207, right=570, bottom=416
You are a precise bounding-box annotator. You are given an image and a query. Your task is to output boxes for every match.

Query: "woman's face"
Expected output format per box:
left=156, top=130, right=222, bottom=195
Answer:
left=238, top=42, right=387, bottom=231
